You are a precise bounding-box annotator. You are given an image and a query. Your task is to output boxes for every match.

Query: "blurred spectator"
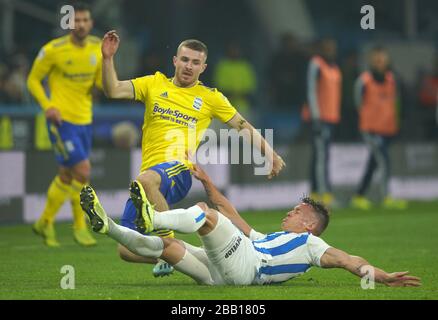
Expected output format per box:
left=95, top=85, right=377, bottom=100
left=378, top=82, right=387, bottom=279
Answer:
left=418, top=55, right=438, bottom=107
left=0, top=62, right=9, bottom=103
left=350, top=46, right=407, bottom=210
left=263, top=33, right=309, bottom=142
left=340, top=50, right=360, bottom=139
left=418, top=55, right=438, bottom=136
left=2, top=53, right=31, bottom=105
left=213, top=42, right=257, bottom=118
left=112, top=121, right=140, bottom=149
left=268, top=33, right=308, bottom=110
left=302, top=38, right=342, bottom=207
left=138, top=49, right=165, bottom=76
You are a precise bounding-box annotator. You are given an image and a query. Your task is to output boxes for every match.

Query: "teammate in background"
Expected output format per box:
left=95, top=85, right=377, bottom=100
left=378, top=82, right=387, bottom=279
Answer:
left=27, top=2, right=101, bottom=247
left=213, top=41, right=257, bottom=118
left=351, top=47, right=407, bottom=210
left=79, top=165, right=421, bottom=287
left=302, top=38, right=342, bottom=207
left=101, top=31, right=285, bottom=277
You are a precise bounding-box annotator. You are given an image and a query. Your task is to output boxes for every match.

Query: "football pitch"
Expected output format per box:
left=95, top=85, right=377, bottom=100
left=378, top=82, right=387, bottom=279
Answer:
left=1, top=201, right=437, bottom=300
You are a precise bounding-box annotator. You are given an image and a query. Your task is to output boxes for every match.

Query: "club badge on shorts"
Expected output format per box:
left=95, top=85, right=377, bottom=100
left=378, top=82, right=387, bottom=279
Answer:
left=90, top=54, right=97, bottom=66
left=193, top=97, right=203, bottom=111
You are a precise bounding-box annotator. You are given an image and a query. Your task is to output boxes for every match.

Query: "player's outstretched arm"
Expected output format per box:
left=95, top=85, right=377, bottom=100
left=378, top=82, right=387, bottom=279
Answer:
left=191, top=164, right=264, bottom=239
left=101, top=30, right=134, bottom=99
left=320, top=247, right=422, bottom=287
left=226, top=113, right=285, bottom=179
left=27, top=48, right=62, bottom=126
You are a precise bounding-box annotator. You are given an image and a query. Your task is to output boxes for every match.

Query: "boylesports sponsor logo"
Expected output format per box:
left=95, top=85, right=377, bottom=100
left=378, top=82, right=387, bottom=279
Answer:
left=62, top=71, right=95, bottom=81
left=224, top=236, right=242, bottom=259
left=153, top=104, right=198, bottom=124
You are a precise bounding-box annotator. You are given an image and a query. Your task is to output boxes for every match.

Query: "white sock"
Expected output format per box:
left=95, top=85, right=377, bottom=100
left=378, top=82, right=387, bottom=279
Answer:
left=182, top=241, right=210, bottom=266
left=108, top=219, right=163, bottom=258
left=174, top=249, right=214, bottom=285
left=154, top=205, right=206, bottom=233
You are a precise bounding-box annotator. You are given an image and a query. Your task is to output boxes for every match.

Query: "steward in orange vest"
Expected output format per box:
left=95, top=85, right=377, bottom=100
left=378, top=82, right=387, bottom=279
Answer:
left=351, top=46, right=407, bottom=210
left=303, top=38, right=342, bottom=207
left=357, top=71, right=398, bottom=136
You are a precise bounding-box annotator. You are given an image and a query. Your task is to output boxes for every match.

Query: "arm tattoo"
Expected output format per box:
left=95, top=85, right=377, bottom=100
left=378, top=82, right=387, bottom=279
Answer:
left=205, top=185, right=221, bottom=211
left=237, top=119, right=247, bottom=131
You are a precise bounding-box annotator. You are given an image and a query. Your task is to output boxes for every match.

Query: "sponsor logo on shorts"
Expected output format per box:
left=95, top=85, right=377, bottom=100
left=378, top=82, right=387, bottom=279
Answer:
left=225, top=236, right=242, bottom=259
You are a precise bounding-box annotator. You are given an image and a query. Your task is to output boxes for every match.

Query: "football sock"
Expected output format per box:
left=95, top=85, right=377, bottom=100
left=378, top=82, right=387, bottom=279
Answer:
left=174, top=249, right=214, bottom=285
left=181, top=241, right=210, bottom=266
left=40, top=176, right=71, bottom=224
left=154, top=205, right=206, bottom=234
left=154, top=229, right=175, bottom=238
left=107, top=218, right=164, bottom=258
left=70, top=179, right=87, bottom=230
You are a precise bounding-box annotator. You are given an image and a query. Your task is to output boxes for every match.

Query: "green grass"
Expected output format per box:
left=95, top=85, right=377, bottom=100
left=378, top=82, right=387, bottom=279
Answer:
left=1, top=201, right=438, bottom=300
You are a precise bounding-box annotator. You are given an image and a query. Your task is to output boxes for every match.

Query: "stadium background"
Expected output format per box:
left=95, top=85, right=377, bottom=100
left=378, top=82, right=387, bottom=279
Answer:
left=1, top=0, right=437, bottom=224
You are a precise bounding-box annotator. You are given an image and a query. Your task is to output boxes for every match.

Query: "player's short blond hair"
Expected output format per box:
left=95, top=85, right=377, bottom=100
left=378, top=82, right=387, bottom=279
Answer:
left=177, top=39, right=208, bottom=59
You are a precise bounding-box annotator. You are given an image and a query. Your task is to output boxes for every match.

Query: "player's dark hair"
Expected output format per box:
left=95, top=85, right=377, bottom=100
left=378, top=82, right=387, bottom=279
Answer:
left=301, top=196, right=330, bottom=236
left=71, top=1, right=91, bottom=13
left=178, top=39, right=208, bottom=59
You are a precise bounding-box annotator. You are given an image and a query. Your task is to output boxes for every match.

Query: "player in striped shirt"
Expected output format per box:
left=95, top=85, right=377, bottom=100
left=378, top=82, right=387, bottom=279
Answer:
left=80, top=165, right=421, bottom=287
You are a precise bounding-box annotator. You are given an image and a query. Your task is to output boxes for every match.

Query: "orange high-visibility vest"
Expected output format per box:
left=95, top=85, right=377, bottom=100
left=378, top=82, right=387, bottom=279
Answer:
left=359, top=71, right=398, bottom=136
left=302, top=56, right=342, bottom=124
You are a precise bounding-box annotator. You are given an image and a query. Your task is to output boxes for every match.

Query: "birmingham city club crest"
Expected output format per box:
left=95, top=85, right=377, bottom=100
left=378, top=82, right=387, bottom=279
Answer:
left=90, top=54, right=97, bottom=66
left=193, top=97, right=203, bottom=111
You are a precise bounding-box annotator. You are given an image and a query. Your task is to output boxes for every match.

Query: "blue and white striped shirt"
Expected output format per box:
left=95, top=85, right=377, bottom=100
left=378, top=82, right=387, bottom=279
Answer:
left=252, top=231, right=331, bottom=285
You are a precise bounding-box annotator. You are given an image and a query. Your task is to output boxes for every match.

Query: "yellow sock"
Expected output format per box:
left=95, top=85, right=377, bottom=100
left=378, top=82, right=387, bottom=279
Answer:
left=70, top=179, right=87, bottom=230
left=154, top=229, right=175, bottom=239
left=40, top=176, right=72, bottom=224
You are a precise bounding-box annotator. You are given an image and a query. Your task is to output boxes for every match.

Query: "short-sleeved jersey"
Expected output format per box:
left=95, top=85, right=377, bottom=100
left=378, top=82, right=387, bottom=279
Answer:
left=252, top=231, right=331, bottom=285
left=131, top=72, right=237, bottom=172
left=27, top=35, right=102, bottom=125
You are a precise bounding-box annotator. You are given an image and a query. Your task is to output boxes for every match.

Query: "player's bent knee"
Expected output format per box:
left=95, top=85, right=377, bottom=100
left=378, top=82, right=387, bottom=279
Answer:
left=198, top=209, right=218, bottom=236
left=161, top=238, right=186, bottom=265
left=205, top=208, right=218, bottom=221
left=196, top=202, right=209, bottom=212
left=137, top=170, right=161, bottom=191
left=72, top=160, right=91, bottom=183
left=58, top=168, right=72, bottom=184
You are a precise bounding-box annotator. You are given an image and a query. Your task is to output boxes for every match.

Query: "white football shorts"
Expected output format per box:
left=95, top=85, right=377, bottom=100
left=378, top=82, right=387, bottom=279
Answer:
left=199, top=212, right=261, bottom=285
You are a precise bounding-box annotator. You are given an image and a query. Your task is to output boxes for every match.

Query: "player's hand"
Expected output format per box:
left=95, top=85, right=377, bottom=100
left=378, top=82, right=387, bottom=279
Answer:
left=190, top=164, right=210, bottom=183
left=268, top=154, right=286, bottom=180
left=102, top=30, right=120, bottom=59
left=45, top=107, right=62, bottom=126
left=382, top=271, right=421, bottom=287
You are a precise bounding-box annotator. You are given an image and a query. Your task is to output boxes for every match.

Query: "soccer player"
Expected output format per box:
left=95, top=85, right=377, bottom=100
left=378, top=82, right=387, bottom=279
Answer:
left=101, top=31, right=285, bottom=276
left=302, top=38, right=342, bottom=207
left=79, top=165, right=421, bottom=287
left=350, top=47, right=407, bottom=210
left=27, top=3, right=101, bottom=247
